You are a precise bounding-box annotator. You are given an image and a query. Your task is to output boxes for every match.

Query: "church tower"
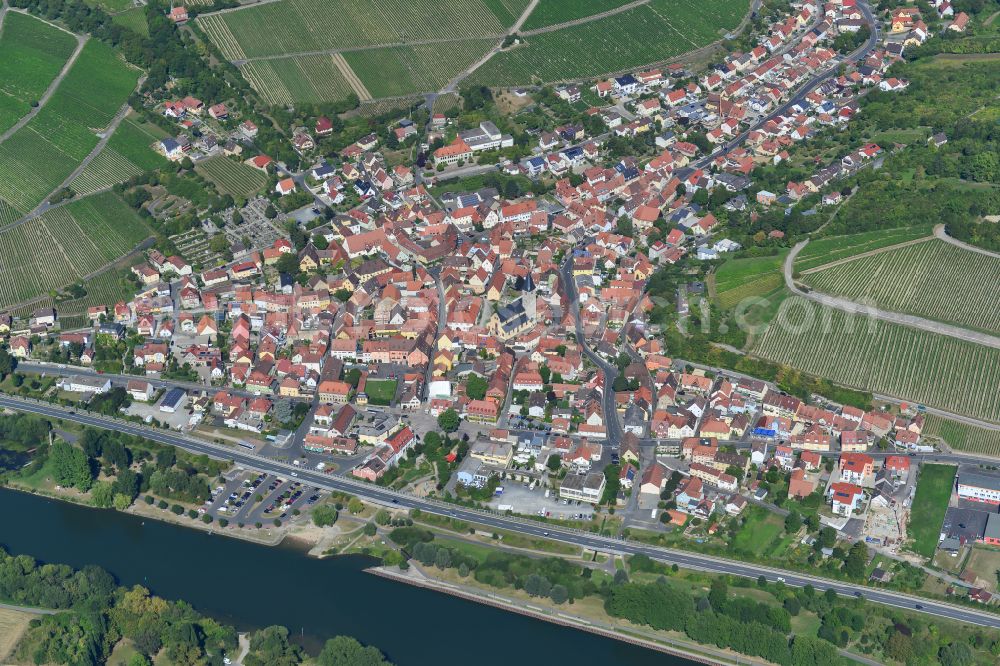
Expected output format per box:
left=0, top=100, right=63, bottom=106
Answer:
left=522, top=272, right=536, bottom=323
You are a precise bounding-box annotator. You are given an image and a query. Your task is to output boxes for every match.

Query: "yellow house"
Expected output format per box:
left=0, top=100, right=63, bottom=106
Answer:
left=470, top=439, right=513, bottom=467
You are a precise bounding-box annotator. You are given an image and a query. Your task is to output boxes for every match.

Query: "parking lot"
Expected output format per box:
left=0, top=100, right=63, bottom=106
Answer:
left=201, top=468, right=325, bottom=524
left=486, top=482, right=593, bottom=521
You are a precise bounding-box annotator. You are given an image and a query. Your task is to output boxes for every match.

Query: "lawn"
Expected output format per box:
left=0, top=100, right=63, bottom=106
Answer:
left=908, top=464, right=957, bottom=559
left=962, top=546, right=1000, bottom=590
left=0, top=12, right=78, bottom=135
left=713, top=250, right=788, bottom=310
left=732, top=507, right=784, bottom=556
left=364, top=379, right=398, bottom=406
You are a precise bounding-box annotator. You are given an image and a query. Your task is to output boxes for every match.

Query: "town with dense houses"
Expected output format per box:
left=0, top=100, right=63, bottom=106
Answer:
left=1, top=0, right=999, bottom=661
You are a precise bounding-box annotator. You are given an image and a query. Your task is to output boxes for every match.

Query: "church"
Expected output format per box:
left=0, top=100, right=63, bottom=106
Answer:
left=488, top=273, right=536, bottom=340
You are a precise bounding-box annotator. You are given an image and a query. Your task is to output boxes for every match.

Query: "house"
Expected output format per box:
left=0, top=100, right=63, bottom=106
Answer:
left=559, top=472, right=606, bottom=504
left=61, top=375, right=111, bottom=394
left=839, top=453, right=874, bottom=485
left=639, top=463, right=666, bottom=496
left=276, top=178, right=296, bottom=196
left=830, top=482, right=864, bottom=516
left=127, top=380, right=154, bottom=402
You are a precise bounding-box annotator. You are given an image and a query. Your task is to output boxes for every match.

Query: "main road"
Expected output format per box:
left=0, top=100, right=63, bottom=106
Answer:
left=3, top=393, right=1000, bottom=629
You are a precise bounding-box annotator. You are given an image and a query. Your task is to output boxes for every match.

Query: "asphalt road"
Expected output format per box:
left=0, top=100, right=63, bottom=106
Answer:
left=4, top=394, right=1000, bottom=629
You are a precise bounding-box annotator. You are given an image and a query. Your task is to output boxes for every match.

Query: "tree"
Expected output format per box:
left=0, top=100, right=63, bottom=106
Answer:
left=784, top=510, right=801, bottom=534
left=91, top=481, right=114, bottom=508
left=550, top=584, right=568, bottom=605
left=50, top=441, right=93, bottom=491
left=245, top=626, right=302, bottom=666
left=363, top=522, right=377, bottom=536
left=466, top=376, right=488, bottom=400
left=375, top=510, right=391, bottom=526
left=113, top=493, right=132, bottom=511
left=939, top=642, right=973, bottom=666
left=884, top=632, right=915, bottom=663
left=816, top=527, right=837, bottom=550
left=274, top=253, right=300, bottom=276
left=0, top=348, right=16, bottom=378
left=437, top=408, right=460, bottom=433
left=434, top=548, right=451, bottom=569
left=546, top=454, right=562, bottom=472
left=843, top=542, right=868, bottom=579
left=348, top=498, right=364, bottom=514
left=317, top=636, right=391, bottom=666
left=783, top=597, right=801, bottom=616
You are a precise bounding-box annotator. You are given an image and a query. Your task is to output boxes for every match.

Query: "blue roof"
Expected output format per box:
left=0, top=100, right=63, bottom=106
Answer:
left=615, top=74, right=638, bottom=86
left=161, top=388, right=186, bottom=409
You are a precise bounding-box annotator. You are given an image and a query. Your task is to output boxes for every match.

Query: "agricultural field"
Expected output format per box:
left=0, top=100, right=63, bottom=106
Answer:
left=793, top=225, right=934, bottom=272
left=923, top=415, right=1000, bottom=458
left=712, top=250, right=787, bottom=310
left=908, top=464, right=956, bottom=559
left=0, top=12, right=78, bottom=135
left=240, top=55, right=360, bottom=106
left=196, top=156, right=269, bottom=198
left=0, top=39, right=140, bottom=216
left=198, top=0, right=522, bottom=60
left=469, top=0, right=745, bottom=86
left=802, top=239, right=1000, bottom=334
left=344, top=39, right=495, bottom=99
left=752, top=296, right=1000, bottom=423
left=0, top=192, right=151, bottom=309
left=111, top=6, right=150, bottom=37
left=521, top=0, right=637, bottom=30
left=0, top=607, right=33, bottom=663
left=107, top=114, right=169, bottom=171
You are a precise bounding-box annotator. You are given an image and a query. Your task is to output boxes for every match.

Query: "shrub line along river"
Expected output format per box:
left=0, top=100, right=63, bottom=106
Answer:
left=0, top=488, right=692, bottom=665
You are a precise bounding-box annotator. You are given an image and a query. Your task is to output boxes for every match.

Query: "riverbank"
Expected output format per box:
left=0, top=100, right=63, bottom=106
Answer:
left=368, top=565, right=769, bottom=666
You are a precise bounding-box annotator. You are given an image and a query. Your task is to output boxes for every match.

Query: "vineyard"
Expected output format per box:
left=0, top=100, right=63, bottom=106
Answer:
left=0, top=12, right=78, bottom=135
left=923, top=415, right=1000, bottom=458
left=752, top=296, right=1000, bottom=424
left=520, top=0, right=637, bottom=30
left=69, top=148, right=143, bottom=195
left=801, top=239, right=1000, bottom=334
left=0, top=192, right=151, bottom=309
left=111, top=7, right=150, bottom=37
left=793, top=225, right=933, bottom=272
left=240, top=56, right=358, bottom=106
left=54, top=269, right=140, bottom=330
left=199, top=0, right=519, bottom=60
left=0, top=39, right=140, bottom=216
left=196, top=156, right=269, bottom=198
left=344, top=40, right=495, bottom=98
left=469, top=0, right=746, bottom=86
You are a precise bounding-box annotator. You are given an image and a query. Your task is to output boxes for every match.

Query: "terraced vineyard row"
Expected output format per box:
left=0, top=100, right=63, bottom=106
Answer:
left=240, top=56, right=357, bottom=106
left=0, top=12, right=78, bottom=135
left=70, top=148, right=143, bottom=195
left=55, top=269, right=139, bottom=330
left=520, top=0, right=637, bottom=31
left=196, top=156, right=269, bottom=197
left=201, top=0, right=512, bottom=61
left=345, top=40, right=495, bottom=98
left=802, top=239, right=1000, bottom=334
left=793, top=225, right=933, bottom=272
left=752, top=296, right=1000, bottom=424
left=111, top=7, right=150, bottom=37
left=470, top=0, right=745, bottom=85
left=923, top=415, right=1000, bottom=458
left=0, top=192, right=151, bottom=309
left=0, top=39, right=140, bottom=215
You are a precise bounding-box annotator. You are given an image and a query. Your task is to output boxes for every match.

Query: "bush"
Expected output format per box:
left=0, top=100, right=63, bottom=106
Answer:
left=171, top=504, right=184, bottom=515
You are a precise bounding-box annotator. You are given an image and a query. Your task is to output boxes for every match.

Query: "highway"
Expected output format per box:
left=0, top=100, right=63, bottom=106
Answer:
left=3, top=393, right=1000, bottom=629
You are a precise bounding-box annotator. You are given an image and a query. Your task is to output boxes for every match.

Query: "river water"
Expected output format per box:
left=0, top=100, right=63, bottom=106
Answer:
left=0, top=488, right=692, bottom=665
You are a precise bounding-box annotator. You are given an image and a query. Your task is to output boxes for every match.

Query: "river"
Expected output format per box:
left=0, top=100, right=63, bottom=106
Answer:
left=0, top=488, right=693, bottom=665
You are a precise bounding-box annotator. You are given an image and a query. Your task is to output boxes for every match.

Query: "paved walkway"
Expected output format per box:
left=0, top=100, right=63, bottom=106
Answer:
left=934, top=223, right=1000, bottom=260
left=784, top=239, right=1000, bottom=350
left=0, top=602, right=57, bottom=615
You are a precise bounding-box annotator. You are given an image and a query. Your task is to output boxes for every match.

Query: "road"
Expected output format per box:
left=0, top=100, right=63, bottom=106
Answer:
left=784, top=239, right=1000, bottom=350
left=4, top=393, right=1000, bottom=629
left=560, top=253, right=624, bottom=446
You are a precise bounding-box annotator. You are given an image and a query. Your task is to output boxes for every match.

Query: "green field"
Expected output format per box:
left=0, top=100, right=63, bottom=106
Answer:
left=69, top=148, right=144, bottom=195
left=344, top=40, right=495, bottom=98
left=198, top=0, right=525, bottom=60
left=196, top=156, right=269, bottom=197
left=0, top=12, right=78, bottom=135
left=108, top=115, right=169, bottom=170
left=908, top=464, right=956, bottom=559
left=365, top=378, right=399, bottom=406
left=923, top=415, right=1000, bottom=459
left=752, top=296, right=1000, bottom=423
left=0, top=192, right=151, bottom=309
left=520, top=0, right=637, bottom=30
left=240, top=55, right=359, bottom=106
left=802, top=239, right=1000, bottom=335
left=713, top=250, right=787, bottom=310
left=469, top=0, right=745, bottom=86
left=732, top=508, right=784, bottom=556
left=0, top=39, right=139, bottom=216
left=793, top=225, right=934, bottom=272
